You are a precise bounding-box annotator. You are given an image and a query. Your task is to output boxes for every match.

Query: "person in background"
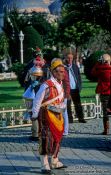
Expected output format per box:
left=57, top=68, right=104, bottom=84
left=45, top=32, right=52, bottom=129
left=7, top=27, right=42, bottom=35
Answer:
left=91, top=53, right=111, bottom=135
left=107, top=95, right=111, bottom=115
left=31, top=58, right=67, bottom=174
left=63, top=47, right=86, bottom=123
left=23, top=47, right=48, bottom=141
left=62, top=68, right=70, bottom=136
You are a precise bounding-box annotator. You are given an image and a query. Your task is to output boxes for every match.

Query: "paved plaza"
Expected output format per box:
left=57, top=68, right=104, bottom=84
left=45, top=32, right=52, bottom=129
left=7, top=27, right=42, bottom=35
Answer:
left=0, top=118, right=111, bottom=175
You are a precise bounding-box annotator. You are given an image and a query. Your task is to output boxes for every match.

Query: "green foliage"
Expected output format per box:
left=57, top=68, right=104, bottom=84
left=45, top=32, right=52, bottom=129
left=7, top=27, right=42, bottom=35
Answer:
left=3, top=8, right=23, bottom=62
left=61, top=0, right=111, bottom=32
left=10, top=62, right=26, bottom=87
left=59, top=1, right=103, bottom=49
left=43, top=48, right=60, bottom=64
left=0, top=33, right=9, bottom=61
left=3, top=8, right=52, bottom=62
left=10, top=62, right=25, bottom=75
left=23, top=26, right=43, bottom=62
left=59, top=0, right=111, bottom=51
left=44, top=23, right=59, bottom=47
left=61, top=22, right=99, bottom=47
left=31, top=13, right=51, bottom=36
left=3, top=7, right=31, bottom=35
left=108, top=0, right=111, bottom=11
left=83, top=29, right=111, bottom=52
left=84, top=50, right=106, bottom=81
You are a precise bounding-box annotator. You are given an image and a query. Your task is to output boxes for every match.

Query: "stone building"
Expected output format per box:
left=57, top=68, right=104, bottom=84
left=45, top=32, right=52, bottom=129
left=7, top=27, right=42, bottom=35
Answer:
left=0, top=0, right=59, bottom=32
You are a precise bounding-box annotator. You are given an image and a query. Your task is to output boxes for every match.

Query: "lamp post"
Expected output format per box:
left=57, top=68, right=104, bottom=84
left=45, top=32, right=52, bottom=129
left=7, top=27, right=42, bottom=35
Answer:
left=19, top=31, right=24, bottom=64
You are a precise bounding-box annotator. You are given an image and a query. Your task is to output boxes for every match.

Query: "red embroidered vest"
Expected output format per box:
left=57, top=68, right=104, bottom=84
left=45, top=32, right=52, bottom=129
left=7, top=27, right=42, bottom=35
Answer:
left=42, top=79, right=63, bottom=105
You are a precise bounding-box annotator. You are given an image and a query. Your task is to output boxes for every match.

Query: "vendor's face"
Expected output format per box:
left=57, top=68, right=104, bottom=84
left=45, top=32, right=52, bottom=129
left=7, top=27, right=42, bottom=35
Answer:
left=65, top=53, right=73, bottom=65
left=53, top=66, right=65, bottom=82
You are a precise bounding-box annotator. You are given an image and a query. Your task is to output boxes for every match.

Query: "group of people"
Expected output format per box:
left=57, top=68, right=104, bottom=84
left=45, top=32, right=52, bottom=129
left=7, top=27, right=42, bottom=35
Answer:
left=23, top=47, right=86, bottom=174
left=23, top=47, right=111, bottom=174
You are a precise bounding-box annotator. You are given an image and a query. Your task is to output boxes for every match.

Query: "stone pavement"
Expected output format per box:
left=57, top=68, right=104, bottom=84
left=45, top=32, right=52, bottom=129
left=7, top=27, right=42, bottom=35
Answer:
left=0, top=118, right=111, bottom=175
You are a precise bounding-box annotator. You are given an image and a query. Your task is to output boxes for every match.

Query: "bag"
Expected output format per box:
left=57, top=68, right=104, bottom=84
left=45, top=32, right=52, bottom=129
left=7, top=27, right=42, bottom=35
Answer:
left=23, top=85, right=35, bottom=100
left=23, top=111, right=31, bottom=121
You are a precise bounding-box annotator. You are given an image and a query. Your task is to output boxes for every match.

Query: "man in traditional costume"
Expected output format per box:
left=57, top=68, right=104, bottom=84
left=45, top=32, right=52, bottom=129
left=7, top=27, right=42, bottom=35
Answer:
left=32, top=58, right=67, bottom=174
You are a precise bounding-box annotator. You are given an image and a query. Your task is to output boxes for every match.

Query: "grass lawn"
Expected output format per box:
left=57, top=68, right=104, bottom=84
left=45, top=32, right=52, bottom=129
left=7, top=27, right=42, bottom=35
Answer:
left=0, top=80, right=24, bottom=109
left=0, top=74, right=97, bottom=109
left=80, top=74, right=97, bottom=102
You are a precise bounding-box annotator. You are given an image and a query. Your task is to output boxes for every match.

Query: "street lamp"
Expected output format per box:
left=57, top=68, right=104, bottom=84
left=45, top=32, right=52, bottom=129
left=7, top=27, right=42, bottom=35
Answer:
left=19, top=31, right=24, bottom=64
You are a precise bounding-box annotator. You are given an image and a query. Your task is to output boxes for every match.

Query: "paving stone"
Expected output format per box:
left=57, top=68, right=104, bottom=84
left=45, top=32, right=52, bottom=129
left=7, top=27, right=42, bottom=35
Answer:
left=0, top=118, right=111, bottom=174
left=0, top=153, right=18, bottom=174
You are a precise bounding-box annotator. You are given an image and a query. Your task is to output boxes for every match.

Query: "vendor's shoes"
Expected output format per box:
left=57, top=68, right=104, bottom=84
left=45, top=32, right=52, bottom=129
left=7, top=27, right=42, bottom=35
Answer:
left=41, top=168, right=51, bottom=174
left=29, top=136, right=39, bottom=141
left=40, top=155, right=51, bottom=174
left=51, top=156, right=67, bottom=169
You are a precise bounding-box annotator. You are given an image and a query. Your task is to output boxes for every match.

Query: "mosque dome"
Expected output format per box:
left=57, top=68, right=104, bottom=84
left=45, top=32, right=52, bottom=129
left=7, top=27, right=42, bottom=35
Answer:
left=0, top=0, right=58, bottom=32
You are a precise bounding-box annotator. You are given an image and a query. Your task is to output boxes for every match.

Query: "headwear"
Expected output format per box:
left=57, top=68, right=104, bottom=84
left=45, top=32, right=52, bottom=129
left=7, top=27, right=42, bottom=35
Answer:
left=32, top=47, right=43, bottom=58
left=51, top=58, right=64, bottom=71
left=31, top=47, right=45, bottom=77
left=102, top=54, right=111, bottom=62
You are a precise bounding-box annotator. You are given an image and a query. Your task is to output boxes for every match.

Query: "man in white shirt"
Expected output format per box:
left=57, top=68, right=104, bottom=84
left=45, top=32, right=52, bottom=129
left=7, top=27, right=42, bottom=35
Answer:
left=32, top=58, right=67, bottom=174
left=64, top=51, right=86, bottom=123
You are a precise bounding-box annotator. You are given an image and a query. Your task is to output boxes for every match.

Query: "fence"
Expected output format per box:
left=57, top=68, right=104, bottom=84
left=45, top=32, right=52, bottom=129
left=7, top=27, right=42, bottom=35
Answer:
left=0, top=95, right=102, bottom=129
left=0, top=72, right=17, bottom=80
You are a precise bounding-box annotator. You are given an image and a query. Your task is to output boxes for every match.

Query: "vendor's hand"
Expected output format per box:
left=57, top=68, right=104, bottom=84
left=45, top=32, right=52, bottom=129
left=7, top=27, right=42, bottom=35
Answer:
left=31, top=113, right=38, bottom=121
left=30, top=117, right=37, bottom=121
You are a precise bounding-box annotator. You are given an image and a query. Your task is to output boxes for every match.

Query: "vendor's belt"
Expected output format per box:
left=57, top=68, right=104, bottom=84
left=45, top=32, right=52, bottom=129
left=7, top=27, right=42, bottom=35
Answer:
left=47, top=105, right=65, bottom=114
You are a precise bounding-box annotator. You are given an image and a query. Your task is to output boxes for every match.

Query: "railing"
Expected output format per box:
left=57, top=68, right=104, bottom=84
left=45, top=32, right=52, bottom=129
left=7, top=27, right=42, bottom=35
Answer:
left=0, top=107, right=32, bottom=129
left=0, top=72, right=17, bottom=80
left=72, top=100, right=102, bottom=121
left=0, top=95, right=102, bottom=129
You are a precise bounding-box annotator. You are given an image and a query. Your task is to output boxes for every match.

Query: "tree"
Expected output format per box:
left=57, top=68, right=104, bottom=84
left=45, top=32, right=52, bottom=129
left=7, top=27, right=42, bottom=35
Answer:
left=58, top=0, right=111, bottom=60
left=3, top=8, right=55, bottom=62
left=58, top=19, right=101, bottom=59
left=31, top=13, right=51, bottom=39
left=3, top=7, right=25, bottom=63
left=23, top=26, right=43, bottom=62
left=83, top=28, right=111, bottom=53
left=31, top=13, right=60, bottom=49
left=108, top=0, right=111, bottom=11
left=0, top=32, right=9, bottom=61
left=10, top=62, right=25, bottom=87
left=60, top=21, right=99, bottom=46
left=61, top=0, right=111, bottom=31
left=84, top=50, right=106, bottom=81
